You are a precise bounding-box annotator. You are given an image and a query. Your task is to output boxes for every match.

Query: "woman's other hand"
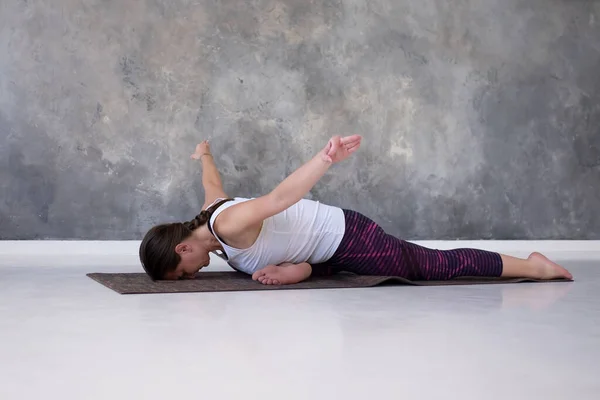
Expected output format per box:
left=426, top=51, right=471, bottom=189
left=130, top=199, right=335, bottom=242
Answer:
left=191, top=140, right=211, bottom=160
left=321, top=135, right=362, bottom=163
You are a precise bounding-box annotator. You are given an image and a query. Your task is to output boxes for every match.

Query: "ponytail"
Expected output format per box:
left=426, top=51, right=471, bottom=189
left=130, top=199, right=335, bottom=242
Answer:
left=183, top=198, right=234, bottom=232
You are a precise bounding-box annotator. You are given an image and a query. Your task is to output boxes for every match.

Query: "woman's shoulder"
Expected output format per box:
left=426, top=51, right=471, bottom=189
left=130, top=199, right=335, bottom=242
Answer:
left=208, top=197, right=254, bottom=230
left=211, top=197, right=263, bottom=249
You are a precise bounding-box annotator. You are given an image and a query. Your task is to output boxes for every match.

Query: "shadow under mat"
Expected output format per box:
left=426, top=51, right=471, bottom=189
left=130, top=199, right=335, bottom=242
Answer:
left=86, top=271, right=573, bottom=295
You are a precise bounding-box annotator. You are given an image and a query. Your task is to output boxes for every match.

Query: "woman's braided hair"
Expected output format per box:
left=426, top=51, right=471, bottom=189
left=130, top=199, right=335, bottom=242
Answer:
left=139, top=198, right=233, bottom=280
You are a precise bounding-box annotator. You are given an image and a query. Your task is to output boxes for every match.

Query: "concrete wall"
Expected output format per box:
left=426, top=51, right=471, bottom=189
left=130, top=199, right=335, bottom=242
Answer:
left=1, top=0, right=599, bottom=240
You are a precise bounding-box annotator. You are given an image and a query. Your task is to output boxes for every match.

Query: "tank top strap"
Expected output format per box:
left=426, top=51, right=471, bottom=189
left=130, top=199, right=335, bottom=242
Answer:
left=207, top=197, right=249, bottom=262
left=201, top=198, right=230, bottom=235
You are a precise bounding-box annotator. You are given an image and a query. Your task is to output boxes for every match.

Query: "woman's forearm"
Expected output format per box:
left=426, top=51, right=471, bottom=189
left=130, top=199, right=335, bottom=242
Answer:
left=269, top=152, right=331, bottom=208
left=200, top=155, right=223, bottom=187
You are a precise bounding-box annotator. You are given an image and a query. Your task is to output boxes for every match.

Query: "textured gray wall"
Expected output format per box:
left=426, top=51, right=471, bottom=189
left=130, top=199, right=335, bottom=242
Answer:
left=1, top=0, right=599, bottom=240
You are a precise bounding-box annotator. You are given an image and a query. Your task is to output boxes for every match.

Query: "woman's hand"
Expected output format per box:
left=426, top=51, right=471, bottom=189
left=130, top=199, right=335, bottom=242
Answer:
left=191, top=140, right=212, bottom=160
left=320, top=134, right=362, bottom=163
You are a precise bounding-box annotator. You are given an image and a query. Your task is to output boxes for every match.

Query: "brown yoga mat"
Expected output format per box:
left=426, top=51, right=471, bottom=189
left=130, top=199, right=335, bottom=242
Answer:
left=86, top=271, right=572, bottom=295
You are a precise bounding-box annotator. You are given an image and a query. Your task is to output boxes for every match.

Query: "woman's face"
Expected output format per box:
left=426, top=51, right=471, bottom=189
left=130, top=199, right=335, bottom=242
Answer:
left=165, top=239, right=211, bottom=280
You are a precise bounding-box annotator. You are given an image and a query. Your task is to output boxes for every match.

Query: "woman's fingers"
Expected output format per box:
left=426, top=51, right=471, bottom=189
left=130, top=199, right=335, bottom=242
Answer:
left=320, top=135, right=360, bottom=163
left=340, top=134, right=362, bottom=145
left=345, top=141, right=361, bottom=152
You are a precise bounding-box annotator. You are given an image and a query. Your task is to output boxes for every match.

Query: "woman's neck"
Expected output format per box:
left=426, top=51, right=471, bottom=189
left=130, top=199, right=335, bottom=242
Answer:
left=192, top=225, right=223, bottom=252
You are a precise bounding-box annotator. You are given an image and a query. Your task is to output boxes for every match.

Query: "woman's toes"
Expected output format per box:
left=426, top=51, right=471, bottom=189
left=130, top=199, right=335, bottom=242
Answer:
left=258, top=275, right=274, bottom=285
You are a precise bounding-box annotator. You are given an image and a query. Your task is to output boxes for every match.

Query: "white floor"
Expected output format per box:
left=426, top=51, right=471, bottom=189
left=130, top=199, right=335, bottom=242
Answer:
left=0, top=251, right=599, bottom=400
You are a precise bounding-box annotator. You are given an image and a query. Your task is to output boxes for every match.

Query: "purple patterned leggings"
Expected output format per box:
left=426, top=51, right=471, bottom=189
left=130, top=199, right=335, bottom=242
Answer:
left=312, top=209, right=503, bottom=280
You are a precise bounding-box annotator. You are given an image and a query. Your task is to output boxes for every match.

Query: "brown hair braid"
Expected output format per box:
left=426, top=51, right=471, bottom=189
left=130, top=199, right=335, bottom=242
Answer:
left=139, top=198, right=233, bottom=280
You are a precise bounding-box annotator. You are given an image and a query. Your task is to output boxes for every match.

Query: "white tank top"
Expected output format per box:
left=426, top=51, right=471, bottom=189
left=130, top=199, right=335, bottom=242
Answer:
left=207, top=197, right=346, bottom=274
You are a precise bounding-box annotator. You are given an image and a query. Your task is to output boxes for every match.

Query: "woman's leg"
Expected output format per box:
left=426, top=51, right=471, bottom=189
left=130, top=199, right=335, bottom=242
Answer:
left=402, top=241, right=573, bottom=280
left=328, top=209, right=573, bottom=281
left=400, top=240, right=503, bottom=280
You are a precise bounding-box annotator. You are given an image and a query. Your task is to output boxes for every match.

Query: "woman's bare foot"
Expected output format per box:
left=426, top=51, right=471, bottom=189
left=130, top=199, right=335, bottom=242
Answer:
left=528, top=252, right=574, bottom=280
left=252, top=265, right=284, bottom=285
left=500, top=252, right=573, bottom=280
left=252, top=263, right=312, bottom=285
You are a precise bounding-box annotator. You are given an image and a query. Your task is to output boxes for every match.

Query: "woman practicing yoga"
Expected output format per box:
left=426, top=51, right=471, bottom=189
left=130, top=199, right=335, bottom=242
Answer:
left=139, top=136, right=573, bottom=284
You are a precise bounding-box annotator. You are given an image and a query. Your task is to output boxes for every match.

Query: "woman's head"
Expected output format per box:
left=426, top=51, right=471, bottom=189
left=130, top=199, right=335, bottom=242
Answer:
left=139, top=199, right=232, bottom=280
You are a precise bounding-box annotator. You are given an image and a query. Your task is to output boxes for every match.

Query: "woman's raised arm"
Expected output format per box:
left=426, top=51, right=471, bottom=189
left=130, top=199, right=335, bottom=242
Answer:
left=191, top=140, right=229, bottom=209
left=215, top=134, right=362, bottom=236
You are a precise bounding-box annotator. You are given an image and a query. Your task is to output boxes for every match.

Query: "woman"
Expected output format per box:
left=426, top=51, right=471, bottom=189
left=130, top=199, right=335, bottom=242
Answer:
left=139, top=136, right=573, bottom=284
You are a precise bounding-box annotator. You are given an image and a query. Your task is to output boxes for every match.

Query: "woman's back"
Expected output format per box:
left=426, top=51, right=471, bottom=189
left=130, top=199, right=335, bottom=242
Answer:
left=209, top=197, right=345, bottom=274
